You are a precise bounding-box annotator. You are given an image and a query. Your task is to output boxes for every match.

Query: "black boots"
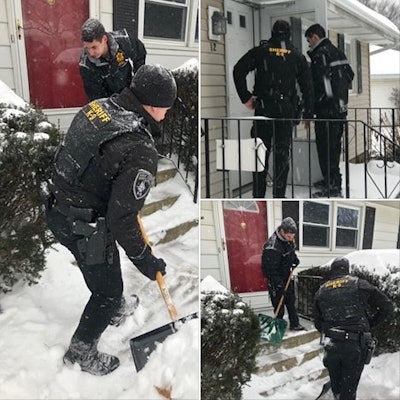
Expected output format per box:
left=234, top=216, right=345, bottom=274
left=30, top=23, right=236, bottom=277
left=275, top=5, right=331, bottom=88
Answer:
left=63, top=337, right=120, bottom=376
left=109, top=294, right=140, bottom=327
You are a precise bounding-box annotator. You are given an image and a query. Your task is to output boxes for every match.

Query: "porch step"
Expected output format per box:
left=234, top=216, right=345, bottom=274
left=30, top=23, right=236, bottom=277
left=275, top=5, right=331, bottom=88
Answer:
left=258, top=363, right=328, bottom=398
left=260, top=329, right=320, bottom=351
left=255, top=328, right=328, bottom=398
left=156, top=219, right=198, bottom=245
left=141, top=195, right=180, bottom=216
left=155, top=168, right=177, bottom=185
left=257, top=335, right=323, bottom=373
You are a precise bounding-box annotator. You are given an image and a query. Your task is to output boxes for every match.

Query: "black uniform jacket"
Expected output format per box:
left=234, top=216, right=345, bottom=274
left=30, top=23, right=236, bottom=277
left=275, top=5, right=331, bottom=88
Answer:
left=313, top=272, right=393, bottom=333
left=233, top=36, right=314, bottom=119
left=79, top=29, right=147, bottom=101
left=51, top=87, right=159, bottom=259
left=261, top=230, right=300, bottom=288
left=307, top=37, right=354, bottom=116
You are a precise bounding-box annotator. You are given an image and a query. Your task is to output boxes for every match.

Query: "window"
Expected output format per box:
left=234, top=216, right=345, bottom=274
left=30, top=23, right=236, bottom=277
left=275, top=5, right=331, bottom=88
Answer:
left=302, top=202, right=330, bottom=247
left=336, top=206, right=359, bottom=248
left=223, top=201, right=259, bottom=213
left=143, top=0, right=188, bottom=41
left=239, top=15, right=246, bottom=28
left=301, top=202, right=361, bottom=250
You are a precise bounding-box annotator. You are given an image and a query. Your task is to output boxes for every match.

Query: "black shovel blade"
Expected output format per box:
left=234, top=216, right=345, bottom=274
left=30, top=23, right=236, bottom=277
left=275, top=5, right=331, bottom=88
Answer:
left=130, top=312, right=198, bottom=372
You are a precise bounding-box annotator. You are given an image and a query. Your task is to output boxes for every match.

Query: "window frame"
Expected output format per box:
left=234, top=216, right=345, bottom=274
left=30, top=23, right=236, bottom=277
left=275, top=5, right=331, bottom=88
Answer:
left=300, top=201, right=362, bottom=252
left=137, top=0, right=198, bottom=48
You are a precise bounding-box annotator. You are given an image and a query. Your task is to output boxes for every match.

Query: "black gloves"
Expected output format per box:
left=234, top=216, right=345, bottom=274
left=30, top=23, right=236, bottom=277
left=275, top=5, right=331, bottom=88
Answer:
left=131, top=246, right=166, bottom=280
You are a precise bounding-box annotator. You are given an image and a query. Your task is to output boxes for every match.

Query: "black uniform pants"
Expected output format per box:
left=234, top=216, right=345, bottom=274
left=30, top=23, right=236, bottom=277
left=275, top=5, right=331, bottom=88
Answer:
left=252, top=117, right=293, bottom=198
left=323, top=339, right=365, bottom=400
left=268, top=280, right=300, bottom=327
left=314, top=114, right=346, bottom=190
left=45, top=208, right=123, bottom=345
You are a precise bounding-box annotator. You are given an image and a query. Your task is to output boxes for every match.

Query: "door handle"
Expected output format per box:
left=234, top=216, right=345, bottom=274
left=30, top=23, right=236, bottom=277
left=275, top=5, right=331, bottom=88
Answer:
left=16, top=19, right=23, bottom=40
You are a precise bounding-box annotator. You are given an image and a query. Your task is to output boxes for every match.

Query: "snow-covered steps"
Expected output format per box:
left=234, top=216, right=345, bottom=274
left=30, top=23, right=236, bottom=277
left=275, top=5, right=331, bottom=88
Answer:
left=257, top=332, right=322, bottom=374
left=140, top=159, right=198, bottom=246
left=155, top=167, right=177, bottom=185
left=255, top=329, right=328, bottom=398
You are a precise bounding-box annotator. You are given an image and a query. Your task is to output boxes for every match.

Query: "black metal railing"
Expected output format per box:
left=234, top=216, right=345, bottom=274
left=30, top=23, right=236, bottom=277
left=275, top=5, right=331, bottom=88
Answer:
left=296, top=274, right=323, bottom=320
left=201, top=108, right=400, bottom=199
left=159, top=97, right=198, bottom=203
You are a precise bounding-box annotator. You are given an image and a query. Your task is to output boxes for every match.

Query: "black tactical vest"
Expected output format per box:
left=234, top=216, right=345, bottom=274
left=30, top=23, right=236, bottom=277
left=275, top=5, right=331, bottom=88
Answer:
left=52, top=96, right=149, bottom=210
left=317, top=275, right=369, bottom=332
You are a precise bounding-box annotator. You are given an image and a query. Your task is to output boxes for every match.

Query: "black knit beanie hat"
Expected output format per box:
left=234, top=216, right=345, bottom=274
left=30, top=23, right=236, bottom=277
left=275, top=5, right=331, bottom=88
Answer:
left=131, top=65, right=177, bottom=108
left=331, top=257, right=350, bottom=274
left=280, top=217, right=297, bottom=234
left=272, top=20, right=291, bottom=39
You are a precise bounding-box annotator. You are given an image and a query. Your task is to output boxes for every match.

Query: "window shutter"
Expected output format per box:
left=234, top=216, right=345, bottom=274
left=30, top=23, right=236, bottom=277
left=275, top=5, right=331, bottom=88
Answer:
left=282, top=201, right=299, bottom=250
left=356, top=40, right=362, bottom=94
left=290, top=17, right=302, bottom=52
left=362, top=206, right=375, bottom=249
left=113, top=0, right=139, bottom=38
left=337, top=33, right=345, bottom=52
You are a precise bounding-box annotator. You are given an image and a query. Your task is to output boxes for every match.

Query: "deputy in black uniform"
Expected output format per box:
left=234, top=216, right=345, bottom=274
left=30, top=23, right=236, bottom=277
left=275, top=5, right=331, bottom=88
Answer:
left=79, top=18, right=147, bottom=101
left=233, top=20, right=314, bottom=198
left=44, top=65, right=177, bottom=376
left=261, top=217, right=305, bottom=330
left=313, top=257, right=393, bottom=400
left=305, top=24, right=354, bottom=197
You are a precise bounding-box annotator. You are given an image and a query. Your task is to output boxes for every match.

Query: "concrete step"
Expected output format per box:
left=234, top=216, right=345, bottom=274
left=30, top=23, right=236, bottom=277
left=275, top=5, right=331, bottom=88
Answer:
left=156, top=219, right=198, bottom=245
left=141, top=195, right=180, bottom=216
left=155, top=168, right=177, bottom=185
left=260, top=329, right=321, bottom=352
left=257, top=336, right=323, bottom=374
left=259, top=363, right=329, bottom=398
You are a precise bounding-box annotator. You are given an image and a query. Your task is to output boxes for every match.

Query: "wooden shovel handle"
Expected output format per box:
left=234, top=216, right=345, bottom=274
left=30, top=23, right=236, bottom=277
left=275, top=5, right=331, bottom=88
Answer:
left=137, top=215, right=179, bottom=322
left=273, top=268, right=294, bottom=319
left=156, top=271, right=179, bottom=321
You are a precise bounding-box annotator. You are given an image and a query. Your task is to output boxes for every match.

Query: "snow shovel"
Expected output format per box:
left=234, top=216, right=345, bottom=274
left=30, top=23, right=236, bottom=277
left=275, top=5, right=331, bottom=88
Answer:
left=258, top=269, right=294, bottom=344
left=129, top=216, right=198, bottom=372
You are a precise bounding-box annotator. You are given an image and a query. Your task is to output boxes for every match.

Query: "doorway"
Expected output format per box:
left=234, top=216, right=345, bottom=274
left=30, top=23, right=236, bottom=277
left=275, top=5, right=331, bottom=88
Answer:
left=17, top=0, right=88, bottom=109
left=225, top=0, right=257, bottom=195
left=222, top=200, right=268, bottom=293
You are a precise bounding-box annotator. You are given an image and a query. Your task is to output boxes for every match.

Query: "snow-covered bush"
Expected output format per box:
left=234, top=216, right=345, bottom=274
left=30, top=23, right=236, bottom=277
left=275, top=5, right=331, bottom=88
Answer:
left=299, top=263, right=400, bottom=354
left=0, top=101, right=60, bottom=293
left=201, top=290, right=260, bottom=400
left=161, top=59, right=198, bottom=174
left=352, top=265, right=400, bottom=354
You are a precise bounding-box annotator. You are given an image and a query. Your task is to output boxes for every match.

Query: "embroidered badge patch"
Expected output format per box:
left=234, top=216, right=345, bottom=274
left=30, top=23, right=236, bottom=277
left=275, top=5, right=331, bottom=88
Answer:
left=115, top=50, right=126, bottom=66
left=132, top=169, right=153, bottom=200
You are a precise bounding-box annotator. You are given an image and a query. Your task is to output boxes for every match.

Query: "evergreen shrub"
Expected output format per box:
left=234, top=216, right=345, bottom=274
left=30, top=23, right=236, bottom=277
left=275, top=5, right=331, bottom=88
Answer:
left=201, top=290, right=261, bottom=400
left=0, top=102, right=61, bottom=293
left=161, top=60, right=198, bottom=176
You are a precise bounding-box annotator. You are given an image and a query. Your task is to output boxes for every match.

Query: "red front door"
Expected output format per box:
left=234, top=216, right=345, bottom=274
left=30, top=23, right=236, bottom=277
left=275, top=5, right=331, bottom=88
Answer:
left=21, top=0, right=88, bottom=109
left=223, top=201, right=268, bottom=293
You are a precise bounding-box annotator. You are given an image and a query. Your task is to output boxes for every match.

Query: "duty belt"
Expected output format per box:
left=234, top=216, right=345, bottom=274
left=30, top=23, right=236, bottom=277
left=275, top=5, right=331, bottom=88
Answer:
left=325, top=328, right=362, bottom=341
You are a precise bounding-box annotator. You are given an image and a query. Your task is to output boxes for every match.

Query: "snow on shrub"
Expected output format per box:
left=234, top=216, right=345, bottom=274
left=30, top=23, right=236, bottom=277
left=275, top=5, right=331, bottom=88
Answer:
left=0, top=92, right=61, bottom=293
left=161, top=59, right=198, bottom=177
left=201, top=286, right=260, bottom=400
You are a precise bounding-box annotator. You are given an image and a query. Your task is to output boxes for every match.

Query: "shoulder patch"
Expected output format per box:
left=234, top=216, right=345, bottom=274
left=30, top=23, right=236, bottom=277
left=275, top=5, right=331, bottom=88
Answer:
left=132, top=169, right=153, bottom=200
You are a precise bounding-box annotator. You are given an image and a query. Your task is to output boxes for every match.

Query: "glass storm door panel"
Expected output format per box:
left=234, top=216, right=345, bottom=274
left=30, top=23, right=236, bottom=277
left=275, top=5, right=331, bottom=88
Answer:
left=21, top=0, right=89, bottom=109
left=223, top=201, right=268, bottom=293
